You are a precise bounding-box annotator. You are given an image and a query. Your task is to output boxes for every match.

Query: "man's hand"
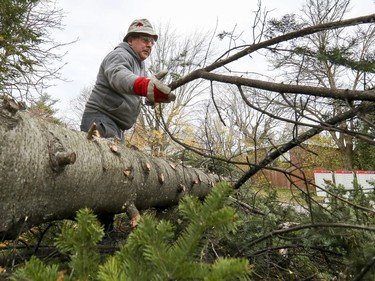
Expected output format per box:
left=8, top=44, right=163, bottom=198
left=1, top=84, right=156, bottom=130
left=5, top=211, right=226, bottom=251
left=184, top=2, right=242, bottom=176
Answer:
left=134, top=76, right=176, bottom=103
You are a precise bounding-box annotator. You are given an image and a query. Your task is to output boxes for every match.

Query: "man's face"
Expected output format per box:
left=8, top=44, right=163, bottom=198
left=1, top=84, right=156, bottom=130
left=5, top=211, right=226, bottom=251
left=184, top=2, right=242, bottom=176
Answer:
left=128, top=33, right=155, bottom=61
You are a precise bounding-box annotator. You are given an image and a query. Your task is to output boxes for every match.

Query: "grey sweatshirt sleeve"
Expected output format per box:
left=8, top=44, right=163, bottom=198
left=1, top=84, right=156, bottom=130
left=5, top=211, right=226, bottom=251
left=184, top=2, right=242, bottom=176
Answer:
left=102, top=50, right=139, bottom=95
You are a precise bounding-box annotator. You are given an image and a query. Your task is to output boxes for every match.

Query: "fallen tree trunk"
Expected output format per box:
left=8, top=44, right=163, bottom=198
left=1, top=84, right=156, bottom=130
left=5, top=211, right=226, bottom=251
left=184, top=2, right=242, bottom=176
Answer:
left=0, top=101, right=217, bottom=239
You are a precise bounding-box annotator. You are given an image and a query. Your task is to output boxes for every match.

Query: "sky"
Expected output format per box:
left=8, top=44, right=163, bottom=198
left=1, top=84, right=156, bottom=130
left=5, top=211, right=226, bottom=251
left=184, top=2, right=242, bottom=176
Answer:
left=51, top=0, right=375, bottom=120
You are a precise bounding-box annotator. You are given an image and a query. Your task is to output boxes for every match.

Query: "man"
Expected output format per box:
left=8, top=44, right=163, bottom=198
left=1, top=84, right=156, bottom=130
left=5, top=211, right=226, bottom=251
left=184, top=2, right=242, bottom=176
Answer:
left=80, top=19, right=175, bottom=231
left=81, top=18, right=175, bottom=140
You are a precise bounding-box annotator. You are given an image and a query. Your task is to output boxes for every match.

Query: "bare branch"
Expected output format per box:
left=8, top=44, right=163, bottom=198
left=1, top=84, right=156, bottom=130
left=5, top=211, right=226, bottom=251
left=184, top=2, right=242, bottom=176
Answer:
left=234, top=102, right=375, bottom=189
left=170, top=13, right=375, bottom=90
left=196, top=71, right=375, bottom=101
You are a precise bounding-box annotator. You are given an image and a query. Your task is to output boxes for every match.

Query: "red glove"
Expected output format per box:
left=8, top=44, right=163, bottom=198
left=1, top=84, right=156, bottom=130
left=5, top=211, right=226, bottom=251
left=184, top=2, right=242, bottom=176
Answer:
left=134, top=77, right=176, bottom=103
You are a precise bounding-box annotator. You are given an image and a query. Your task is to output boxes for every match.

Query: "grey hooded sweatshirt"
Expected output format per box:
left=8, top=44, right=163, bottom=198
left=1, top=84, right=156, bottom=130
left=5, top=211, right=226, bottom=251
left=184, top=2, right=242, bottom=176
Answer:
left=83, top=42, right=145, bottom=130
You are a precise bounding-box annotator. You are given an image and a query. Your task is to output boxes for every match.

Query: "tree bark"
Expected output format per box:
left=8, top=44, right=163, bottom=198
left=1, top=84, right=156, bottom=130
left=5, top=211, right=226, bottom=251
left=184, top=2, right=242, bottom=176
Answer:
left=0, top=102, right=217, bottom=239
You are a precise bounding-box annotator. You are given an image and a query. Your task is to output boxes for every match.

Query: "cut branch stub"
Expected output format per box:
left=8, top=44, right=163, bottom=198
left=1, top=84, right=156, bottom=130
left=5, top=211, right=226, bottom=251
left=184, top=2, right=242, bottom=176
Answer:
left=192, top=179, right=199, bottom=186
left=123, top=167, right=133, bottom=179
left=53, top=151, right=76, bottom=166
left=178, top=184, right=186, bottom=193
left=125, top=203, right=141, bottom=228
left=48, top=133, right=76, bottom=172
left=49, top=150, right=76, bottom=172
left=158, top=173, right=165, bottom=184
left=3, top=98, right=21, bottom=113
left=109, top=142, right=119, bottom=154
left=87, top=122, right=101, bottom=140
left=142, top=162, right=151, bottom=174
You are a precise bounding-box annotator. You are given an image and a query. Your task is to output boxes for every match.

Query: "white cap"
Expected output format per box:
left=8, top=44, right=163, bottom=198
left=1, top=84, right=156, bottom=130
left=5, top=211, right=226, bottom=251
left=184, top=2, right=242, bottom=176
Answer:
left=124, top=19, right=158, bottom=42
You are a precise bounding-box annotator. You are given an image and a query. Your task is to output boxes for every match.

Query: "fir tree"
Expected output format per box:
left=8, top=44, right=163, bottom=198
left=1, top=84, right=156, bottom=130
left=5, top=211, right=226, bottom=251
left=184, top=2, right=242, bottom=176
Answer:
left=98, top=182, right=251, bottom=280
left=10, top=183, right=251, bottom=281
left=54, top=208, right=104, bottom=280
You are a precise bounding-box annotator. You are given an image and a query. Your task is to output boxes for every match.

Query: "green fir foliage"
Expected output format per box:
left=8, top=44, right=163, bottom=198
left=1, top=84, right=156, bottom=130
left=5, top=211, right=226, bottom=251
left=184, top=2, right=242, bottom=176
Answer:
left=98, top=182, right=250, bottom=280
left=317, top=47, right=375, bottom=73
left=0, top=0, right=42, bottom=88
left=10, top=183, right=251, bottom=281
left=54, top=208, right=104, bottom=280
left=10, top=256, right=62, bottom=281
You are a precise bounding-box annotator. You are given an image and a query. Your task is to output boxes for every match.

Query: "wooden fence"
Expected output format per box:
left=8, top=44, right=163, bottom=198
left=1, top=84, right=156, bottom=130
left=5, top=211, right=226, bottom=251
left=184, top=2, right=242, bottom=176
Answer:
left=251, top=168, right=315, bottom=191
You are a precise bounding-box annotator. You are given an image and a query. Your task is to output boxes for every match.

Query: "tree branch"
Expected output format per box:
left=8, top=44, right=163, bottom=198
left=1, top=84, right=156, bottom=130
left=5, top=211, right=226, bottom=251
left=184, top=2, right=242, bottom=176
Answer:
left=169, top=13, right=375, bottom=90
left=196, top=71, right=375, bottom=101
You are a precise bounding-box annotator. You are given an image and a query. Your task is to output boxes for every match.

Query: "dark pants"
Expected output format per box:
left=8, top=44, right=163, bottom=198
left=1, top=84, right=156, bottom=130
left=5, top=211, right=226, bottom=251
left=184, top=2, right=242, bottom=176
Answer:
left=80, top=111, right=124, bottom=141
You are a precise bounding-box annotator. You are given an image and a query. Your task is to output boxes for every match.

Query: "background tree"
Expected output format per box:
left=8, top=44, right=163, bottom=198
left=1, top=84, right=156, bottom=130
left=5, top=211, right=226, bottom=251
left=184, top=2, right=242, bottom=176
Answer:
left=265, top=0, right=375, bottom=169
left=352, top=111, right=375, bottom=170
left=189, top=85, right=282, bottom=177
left=64, top=85, right=93, bottom=129
left=28, top=92, right=60, bottom=123
left=0, top=0, right=71, bottom=103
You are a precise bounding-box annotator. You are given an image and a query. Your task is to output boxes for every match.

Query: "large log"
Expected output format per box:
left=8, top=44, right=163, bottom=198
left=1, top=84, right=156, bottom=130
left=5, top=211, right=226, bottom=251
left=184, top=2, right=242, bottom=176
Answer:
left=0, top=100, right=217, bottom=239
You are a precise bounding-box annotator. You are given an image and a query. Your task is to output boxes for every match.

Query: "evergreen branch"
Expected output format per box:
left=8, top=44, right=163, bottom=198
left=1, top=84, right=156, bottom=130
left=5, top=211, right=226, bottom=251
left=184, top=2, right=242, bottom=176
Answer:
left=97, top=183, right=250, bottom=280
left=206, top=258, right=251, bottom=281
left=54, top=208, right=104, bottom=280
left=8, top=184, right=250, bottom=280
left=171, top=183, right=236, bottom=260
left=318, top=52, right=375, bottom=73
left=9, top=256, right=61, bottom=281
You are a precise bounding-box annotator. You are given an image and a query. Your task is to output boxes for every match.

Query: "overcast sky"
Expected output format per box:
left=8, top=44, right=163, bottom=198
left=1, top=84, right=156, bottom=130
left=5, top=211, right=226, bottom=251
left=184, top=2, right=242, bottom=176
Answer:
left=51, top=0, right=375, bottom=120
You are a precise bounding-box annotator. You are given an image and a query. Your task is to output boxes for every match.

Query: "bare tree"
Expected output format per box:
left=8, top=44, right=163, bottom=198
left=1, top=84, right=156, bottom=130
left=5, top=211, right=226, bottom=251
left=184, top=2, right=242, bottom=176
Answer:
left=264, top=0, right=375, bottom=169
left=191, top=84, right=282, bottom=178
left=63, top=85, right=93, bottom=129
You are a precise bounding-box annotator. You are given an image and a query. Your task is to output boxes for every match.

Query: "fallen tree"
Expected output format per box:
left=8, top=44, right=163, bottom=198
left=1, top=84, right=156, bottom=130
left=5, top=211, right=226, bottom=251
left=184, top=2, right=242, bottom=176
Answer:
left=0, top=100, right=217, bottom=239
left=2, top=12, right=375, bottom=241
